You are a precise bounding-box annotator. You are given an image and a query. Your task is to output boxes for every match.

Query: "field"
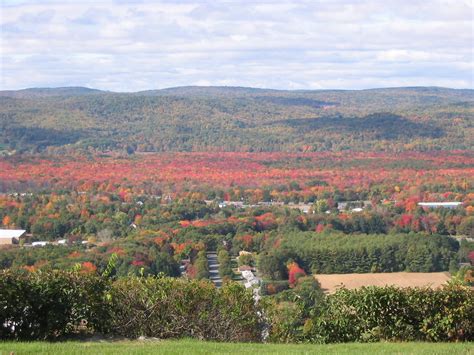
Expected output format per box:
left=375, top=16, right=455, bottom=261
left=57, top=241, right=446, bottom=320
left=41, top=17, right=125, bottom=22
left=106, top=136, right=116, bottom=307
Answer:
left=316, top=272, right=452, bottom=293
left=1, top=340, right=473, bottom=355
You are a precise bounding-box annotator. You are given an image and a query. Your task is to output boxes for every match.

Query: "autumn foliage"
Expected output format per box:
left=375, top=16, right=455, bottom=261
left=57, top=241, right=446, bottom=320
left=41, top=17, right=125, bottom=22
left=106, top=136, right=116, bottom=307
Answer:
left=287, top=261, right=306, bottom=286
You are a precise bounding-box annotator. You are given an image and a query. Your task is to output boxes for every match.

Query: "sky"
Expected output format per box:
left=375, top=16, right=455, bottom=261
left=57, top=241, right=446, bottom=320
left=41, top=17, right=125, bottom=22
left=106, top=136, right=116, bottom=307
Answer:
left=1, top=0, right=473, bottom=91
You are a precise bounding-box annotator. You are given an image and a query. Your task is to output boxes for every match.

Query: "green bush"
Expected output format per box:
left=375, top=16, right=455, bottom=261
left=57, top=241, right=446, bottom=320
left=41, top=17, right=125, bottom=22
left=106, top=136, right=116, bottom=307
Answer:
left=108, top=276, right=262, bottom=341
left=238, top=253, right=255, bottom=267
left=0, top=270, right=110, bottom=340
left=299, top=284, right=474, bottom=343
left=2, top=270, right=472, bottom=343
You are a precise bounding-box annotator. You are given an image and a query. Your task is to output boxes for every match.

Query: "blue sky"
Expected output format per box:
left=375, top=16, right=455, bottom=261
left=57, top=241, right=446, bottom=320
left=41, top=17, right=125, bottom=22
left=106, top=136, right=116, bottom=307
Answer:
left=1, top=0, right=473, bottom=91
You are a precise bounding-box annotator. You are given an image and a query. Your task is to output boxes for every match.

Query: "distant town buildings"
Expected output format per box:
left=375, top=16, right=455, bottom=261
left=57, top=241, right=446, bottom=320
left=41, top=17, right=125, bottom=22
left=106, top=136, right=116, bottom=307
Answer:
left=418, top=202, right=462, bottom=209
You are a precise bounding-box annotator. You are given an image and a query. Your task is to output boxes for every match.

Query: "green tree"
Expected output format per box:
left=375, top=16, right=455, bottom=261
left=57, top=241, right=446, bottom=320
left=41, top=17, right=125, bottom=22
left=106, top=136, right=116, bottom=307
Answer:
left=218, top=250, right=233, bottom=279
left=195, top=251, right=209, bottom=280
left=458, top=217, right=474, bottom=238
left=314, top=199, right=329, bottom=213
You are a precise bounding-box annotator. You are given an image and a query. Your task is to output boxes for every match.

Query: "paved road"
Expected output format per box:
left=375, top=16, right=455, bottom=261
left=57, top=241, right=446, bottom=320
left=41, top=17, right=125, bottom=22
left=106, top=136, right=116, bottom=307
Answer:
left=207, top=252, right=222, bottom=287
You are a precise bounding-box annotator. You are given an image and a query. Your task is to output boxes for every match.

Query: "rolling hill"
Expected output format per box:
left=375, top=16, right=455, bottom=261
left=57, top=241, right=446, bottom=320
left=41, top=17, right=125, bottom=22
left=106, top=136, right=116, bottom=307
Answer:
left=0, top=86, right=472, bottom=154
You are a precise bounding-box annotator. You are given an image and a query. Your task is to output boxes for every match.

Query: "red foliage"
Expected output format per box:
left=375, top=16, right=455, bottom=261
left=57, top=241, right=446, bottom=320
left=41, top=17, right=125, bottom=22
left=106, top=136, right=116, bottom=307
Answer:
left=1, top=152, right=471, bottom=199
left=238, top=234, right=254, bottom=249
left=107, top=247, right=126, bottom=256
left=186, top=263, right=197, bottom=279
left=81, top=261, right=97, bottom=273
left=397, top=214, right=413, bottom=229
left=468, top=251, right=474, bottom=265
left=67, top=251, right=82, bottom=259
left=287, top=261, right=306, bottom=286
left=153, top=236, right=167, bottom=246
left=255, top=213, right=277, bottom=230
left=179, top=220, right=191, bottom=227
left=315, top=223, right=325, bottom=233
left=23, top=265, right=36, bottom=272
left=2, top=215, right=11, bottom=226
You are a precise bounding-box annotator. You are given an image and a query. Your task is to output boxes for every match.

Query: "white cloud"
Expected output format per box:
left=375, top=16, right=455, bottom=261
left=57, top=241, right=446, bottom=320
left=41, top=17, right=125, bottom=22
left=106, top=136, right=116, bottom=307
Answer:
left=0, top=0, right=472, bottom=91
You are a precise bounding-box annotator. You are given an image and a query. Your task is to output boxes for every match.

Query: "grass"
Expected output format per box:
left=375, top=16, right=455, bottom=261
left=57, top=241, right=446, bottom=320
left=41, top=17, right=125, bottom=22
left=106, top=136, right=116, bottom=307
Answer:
left=0, top=339, right=473, bottom=355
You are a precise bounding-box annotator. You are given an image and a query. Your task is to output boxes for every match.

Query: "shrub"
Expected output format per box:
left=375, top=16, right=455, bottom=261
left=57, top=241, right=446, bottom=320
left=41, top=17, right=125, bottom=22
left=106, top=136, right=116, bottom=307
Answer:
left=108, top=276, right=263, bottom=341
left=0, top=270, right=110, bottom=340
left=303, top=284, right=474, bottom=343
left=261, top=280, right=290, bottom=295
left=238, top=253, right=255, bottom=267
left=2, top=270, right=472, bottom=344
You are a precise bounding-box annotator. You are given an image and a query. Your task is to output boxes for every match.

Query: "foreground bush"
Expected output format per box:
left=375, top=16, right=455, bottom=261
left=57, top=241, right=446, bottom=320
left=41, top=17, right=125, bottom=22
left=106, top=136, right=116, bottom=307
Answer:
left=0, top=270, right=109, bottom=340
left=108, top=277, right=262, bottom=341
left=1, top=270, right=473, bottom=343
left=268, top=284, right=474, bottom=343
left=0, top=270, right=262, bottom=342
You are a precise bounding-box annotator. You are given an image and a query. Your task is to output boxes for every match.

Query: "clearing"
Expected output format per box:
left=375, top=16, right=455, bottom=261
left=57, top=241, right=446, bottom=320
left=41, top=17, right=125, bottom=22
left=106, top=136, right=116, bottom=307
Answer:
left=316, top=272, right=451, bottom=293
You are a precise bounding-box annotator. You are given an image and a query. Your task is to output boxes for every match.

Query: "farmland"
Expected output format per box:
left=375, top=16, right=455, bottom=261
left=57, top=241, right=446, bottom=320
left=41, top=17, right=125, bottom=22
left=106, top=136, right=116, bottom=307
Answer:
left=315, top=272, right=451, bottom=293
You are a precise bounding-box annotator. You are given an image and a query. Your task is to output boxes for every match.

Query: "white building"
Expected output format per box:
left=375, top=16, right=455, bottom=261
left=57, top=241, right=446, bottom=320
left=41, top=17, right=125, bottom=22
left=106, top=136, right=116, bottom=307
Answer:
left=418, top=202, right=462, bottom=209
left=32, top=241, right=49, bottom=247
left=0, top=229, right=26, bottom=245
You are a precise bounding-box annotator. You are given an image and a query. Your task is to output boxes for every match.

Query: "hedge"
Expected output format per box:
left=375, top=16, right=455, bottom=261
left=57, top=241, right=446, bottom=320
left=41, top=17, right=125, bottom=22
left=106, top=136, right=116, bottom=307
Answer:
left=0, top=270, right=262, bottom=341
left=267, top=284, right=474, bottom=343
left=108, top=277, right=261, bottom=341
left=0, top=270, right=108, bottom=340
left=1, top=270, right=473, bottom=343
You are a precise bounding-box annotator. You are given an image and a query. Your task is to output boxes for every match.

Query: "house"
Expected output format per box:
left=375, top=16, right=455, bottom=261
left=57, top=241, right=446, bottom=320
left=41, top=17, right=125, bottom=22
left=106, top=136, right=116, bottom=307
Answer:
left=241, top=270, right=254, bottom=280
left=418, top=202, right=462, bottom=209
left=0, top=229, right=26, bottom=245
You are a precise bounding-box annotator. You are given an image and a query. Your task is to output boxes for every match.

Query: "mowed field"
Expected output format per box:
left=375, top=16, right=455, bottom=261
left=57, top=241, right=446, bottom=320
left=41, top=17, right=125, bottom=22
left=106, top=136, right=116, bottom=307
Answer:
left=316, top=272, right=452, bottom=293
left=1, top=340, right=473, bottom=355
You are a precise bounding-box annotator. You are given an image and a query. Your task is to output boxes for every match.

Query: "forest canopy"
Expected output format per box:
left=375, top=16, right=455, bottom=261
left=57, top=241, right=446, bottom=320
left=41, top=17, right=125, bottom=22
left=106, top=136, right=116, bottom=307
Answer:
left=0, top=86, right=472, bottom=154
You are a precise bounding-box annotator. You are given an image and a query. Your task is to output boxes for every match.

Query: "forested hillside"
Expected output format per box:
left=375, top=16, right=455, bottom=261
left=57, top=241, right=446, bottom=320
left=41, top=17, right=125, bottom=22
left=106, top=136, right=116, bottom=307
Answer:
left=0, top=86, right=472, bottom=153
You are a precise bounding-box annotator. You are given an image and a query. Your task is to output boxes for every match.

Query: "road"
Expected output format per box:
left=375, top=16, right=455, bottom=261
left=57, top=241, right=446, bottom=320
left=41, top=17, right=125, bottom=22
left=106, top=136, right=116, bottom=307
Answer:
left=207, top=252, right=222, bottom=287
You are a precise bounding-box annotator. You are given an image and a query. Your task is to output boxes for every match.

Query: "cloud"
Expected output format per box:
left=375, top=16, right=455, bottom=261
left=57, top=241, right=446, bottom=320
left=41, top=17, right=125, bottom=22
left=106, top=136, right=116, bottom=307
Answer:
left=0, top=0, right=472, bottom=91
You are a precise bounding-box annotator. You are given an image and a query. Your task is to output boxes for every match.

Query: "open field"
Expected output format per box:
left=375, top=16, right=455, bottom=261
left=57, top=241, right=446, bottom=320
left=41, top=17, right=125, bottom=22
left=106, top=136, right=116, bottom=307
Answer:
left=0, top=340, right=473, bottom=355
left=316, top=272, right=452, bottom=293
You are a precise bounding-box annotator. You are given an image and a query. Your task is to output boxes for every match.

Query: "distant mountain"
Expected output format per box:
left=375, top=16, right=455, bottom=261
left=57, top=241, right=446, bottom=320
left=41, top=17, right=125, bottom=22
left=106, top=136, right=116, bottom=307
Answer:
left=0, top=87, right=104, bottom=98
left=137, top=86, right=275, bottom=96
left=0, top=86, right=472, bottom=154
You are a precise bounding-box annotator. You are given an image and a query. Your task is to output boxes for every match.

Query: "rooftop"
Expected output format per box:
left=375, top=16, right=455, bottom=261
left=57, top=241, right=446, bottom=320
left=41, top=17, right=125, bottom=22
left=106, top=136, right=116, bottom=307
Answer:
left=0, top=229, right=26, bottom=238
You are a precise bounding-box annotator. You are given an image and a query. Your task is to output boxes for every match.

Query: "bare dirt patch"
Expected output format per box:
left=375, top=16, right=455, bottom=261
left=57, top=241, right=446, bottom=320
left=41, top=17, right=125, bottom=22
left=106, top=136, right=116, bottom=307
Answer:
left=315, top=272, right=451, bottom=293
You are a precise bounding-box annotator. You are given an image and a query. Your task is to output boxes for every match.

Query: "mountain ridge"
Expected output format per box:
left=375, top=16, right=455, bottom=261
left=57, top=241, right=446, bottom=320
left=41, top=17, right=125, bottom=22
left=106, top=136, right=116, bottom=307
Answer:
left=0, top=85, right=472, bottom=153
left=1, top=85, right=472, bottom=98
